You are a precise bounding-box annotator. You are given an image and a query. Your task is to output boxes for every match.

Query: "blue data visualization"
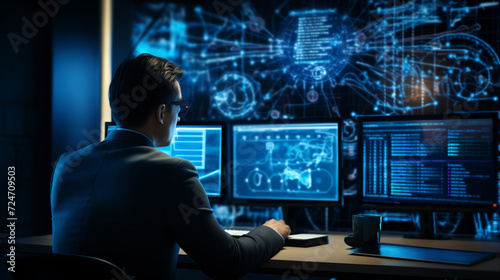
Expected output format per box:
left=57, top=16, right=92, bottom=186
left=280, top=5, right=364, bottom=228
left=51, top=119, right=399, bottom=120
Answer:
left=159, top=125, right=223, bottom=197
left=107, top=124, right=223, bottom=197
left=131, top=0, right=500, bottom=120
left=360, top=116, right=498, bottom=207
left=232, top=122, right=340, bottom=202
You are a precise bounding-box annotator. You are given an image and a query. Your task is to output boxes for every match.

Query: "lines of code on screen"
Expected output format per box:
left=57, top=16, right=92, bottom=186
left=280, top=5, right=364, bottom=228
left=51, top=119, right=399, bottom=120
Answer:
left=362, top=118, right=497, bottom=206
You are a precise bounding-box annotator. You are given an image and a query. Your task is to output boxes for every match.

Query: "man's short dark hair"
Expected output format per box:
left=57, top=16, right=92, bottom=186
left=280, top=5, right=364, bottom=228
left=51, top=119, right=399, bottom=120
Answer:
left=109, top=53, right=184, bottom=127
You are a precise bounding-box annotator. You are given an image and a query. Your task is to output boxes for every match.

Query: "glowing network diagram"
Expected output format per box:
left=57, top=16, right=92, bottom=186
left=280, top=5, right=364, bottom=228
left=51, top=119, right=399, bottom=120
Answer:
left=232, top=123, right=339, bottom=201
left=129, top=1, right=500, bottom=231
left=132, top=0, right=500, bottom=120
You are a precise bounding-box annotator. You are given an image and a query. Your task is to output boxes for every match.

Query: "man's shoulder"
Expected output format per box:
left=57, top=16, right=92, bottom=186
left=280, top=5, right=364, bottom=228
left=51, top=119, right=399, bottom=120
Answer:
left=58, top=141, right=185, bottom=167
left=108, top=145, right=196, bottom=171
left=55, top=141, right=198, bottom=179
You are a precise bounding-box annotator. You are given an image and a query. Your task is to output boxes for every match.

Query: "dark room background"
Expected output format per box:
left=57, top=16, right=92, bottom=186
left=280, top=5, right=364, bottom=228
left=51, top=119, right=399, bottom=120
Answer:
left=2, top=0, right=500, bottom=240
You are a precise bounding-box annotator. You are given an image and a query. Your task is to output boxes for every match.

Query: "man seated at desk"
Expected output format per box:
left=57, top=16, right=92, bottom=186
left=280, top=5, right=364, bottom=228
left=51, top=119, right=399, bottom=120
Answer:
left=50, top=53, right=291, bottom=279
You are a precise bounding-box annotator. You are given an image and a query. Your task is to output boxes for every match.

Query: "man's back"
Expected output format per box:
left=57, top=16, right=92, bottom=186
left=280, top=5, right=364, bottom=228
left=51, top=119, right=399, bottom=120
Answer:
left=51, top=130, right=284, bottom=279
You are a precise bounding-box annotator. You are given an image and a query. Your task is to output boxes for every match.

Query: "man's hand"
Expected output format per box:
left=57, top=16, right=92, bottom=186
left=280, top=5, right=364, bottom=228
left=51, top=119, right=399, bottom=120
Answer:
left=263, top=219, right=291, bottom=239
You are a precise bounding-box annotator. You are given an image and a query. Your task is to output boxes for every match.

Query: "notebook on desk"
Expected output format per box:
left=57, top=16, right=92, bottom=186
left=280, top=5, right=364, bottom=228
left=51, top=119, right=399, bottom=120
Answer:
left=349, top=243, right=497, bottom=266
left=224, top=229, right=329, bottom=247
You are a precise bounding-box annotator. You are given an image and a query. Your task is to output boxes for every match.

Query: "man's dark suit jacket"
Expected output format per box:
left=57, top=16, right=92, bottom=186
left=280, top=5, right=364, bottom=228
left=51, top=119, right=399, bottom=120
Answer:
left=51, top=129, right=284, bottom=279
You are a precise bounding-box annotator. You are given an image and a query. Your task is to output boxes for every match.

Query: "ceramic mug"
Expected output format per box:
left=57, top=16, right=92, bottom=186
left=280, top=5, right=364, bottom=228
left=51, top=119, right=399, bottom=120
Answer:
left=344, top=214, right=382, bottom=248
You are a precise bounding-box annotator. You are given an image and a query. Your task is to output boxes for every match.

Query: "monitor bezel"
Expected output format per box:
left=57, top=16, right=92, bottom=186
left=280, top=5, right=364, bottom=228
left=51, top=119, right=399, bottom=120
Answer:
left=229, top=118, right=343, bottom=207
left=175, top=121, right=228, bottom=203
left=105, top=121, right=228, bottom=203
left=357, top=112, right=499, bottom=212
left=104, top=121, right=116, bottom=138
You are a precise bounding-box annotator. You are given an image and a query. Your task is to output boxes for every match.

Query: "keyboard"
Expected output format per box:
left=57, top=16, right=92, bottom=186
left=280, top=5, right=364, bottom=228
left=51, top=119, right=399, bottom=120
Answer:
left=224, top=229, right=329, bottom=247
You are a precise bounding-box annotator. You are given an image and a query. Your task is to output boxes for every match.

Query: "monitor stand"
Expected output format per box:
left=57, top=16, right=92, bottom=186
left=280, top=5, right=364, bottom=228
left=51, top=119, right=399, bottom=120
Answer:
left=403, top=211, right=451, bottom=240
left=282, top=206, right=304, bottom=233
left=282, top=206, right=294, bottom=227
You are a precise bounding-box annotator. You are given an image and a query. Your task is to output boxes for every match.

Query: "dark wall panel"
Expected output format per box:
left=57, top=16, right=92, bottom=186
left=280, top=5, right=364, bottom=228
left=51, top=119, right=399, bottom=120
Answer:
left=1, top=1, right=53, bottom=237
left=51, top=0, right=101, bottom=162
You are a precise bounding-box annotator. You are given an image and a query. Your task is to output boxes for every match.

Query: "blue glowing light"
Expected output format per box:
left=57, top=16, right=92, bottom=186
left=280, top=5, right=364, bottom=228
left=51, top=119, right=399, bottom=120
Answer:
left=107, top=124, right=223, bottom=197
left=232, top=122, right=340, bottom=202
left=131, top=1, right=500, bottom=119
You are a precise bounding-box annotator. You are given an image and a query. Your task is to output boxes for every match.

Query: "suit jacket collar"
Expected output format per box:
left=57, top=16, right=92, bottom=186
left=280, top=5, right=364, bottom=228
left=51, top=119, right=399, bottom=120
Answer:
left=105, top=130, right=155, bottom=148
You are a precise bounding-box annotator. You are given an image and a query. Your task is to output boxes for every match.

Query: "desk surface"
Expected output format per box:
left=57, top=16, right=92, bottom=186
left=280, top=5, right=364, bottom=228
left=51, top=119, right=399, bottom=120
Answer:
left=15, top=233, right=500, bottom=280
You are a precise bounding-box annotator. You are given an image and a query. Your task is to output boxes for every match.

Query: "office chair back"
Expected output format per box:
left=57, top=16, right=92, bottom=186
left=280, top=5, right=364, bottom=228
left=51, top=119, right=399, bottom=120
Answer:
left=1, top=250, right=132, bottom=280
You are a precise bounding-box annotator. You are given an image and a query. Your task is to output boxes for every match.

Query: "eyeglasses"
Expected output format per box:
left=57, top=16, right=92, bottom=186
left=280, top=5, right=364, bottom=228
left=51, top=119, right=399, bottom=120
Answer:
left=169, top=100, right=191, bottom=118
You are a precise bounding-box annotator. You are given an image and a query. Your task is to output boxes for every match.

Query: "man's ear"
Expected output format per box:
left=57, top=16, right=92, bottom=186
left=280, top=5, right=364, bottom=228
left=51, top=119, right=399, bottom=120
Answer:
left=156, top=104, right=166, bottom=124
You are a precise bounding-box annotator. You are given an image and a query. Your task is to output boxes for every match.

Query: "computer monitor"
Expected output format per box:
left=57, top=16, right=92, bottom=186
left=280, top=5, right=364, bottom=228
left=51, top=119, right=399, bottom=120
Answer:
left=105, top=121, right=226, bottom=199
left=231, top=119, right=342, bottom=206
left=358, top=113, right=499, bottom=238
